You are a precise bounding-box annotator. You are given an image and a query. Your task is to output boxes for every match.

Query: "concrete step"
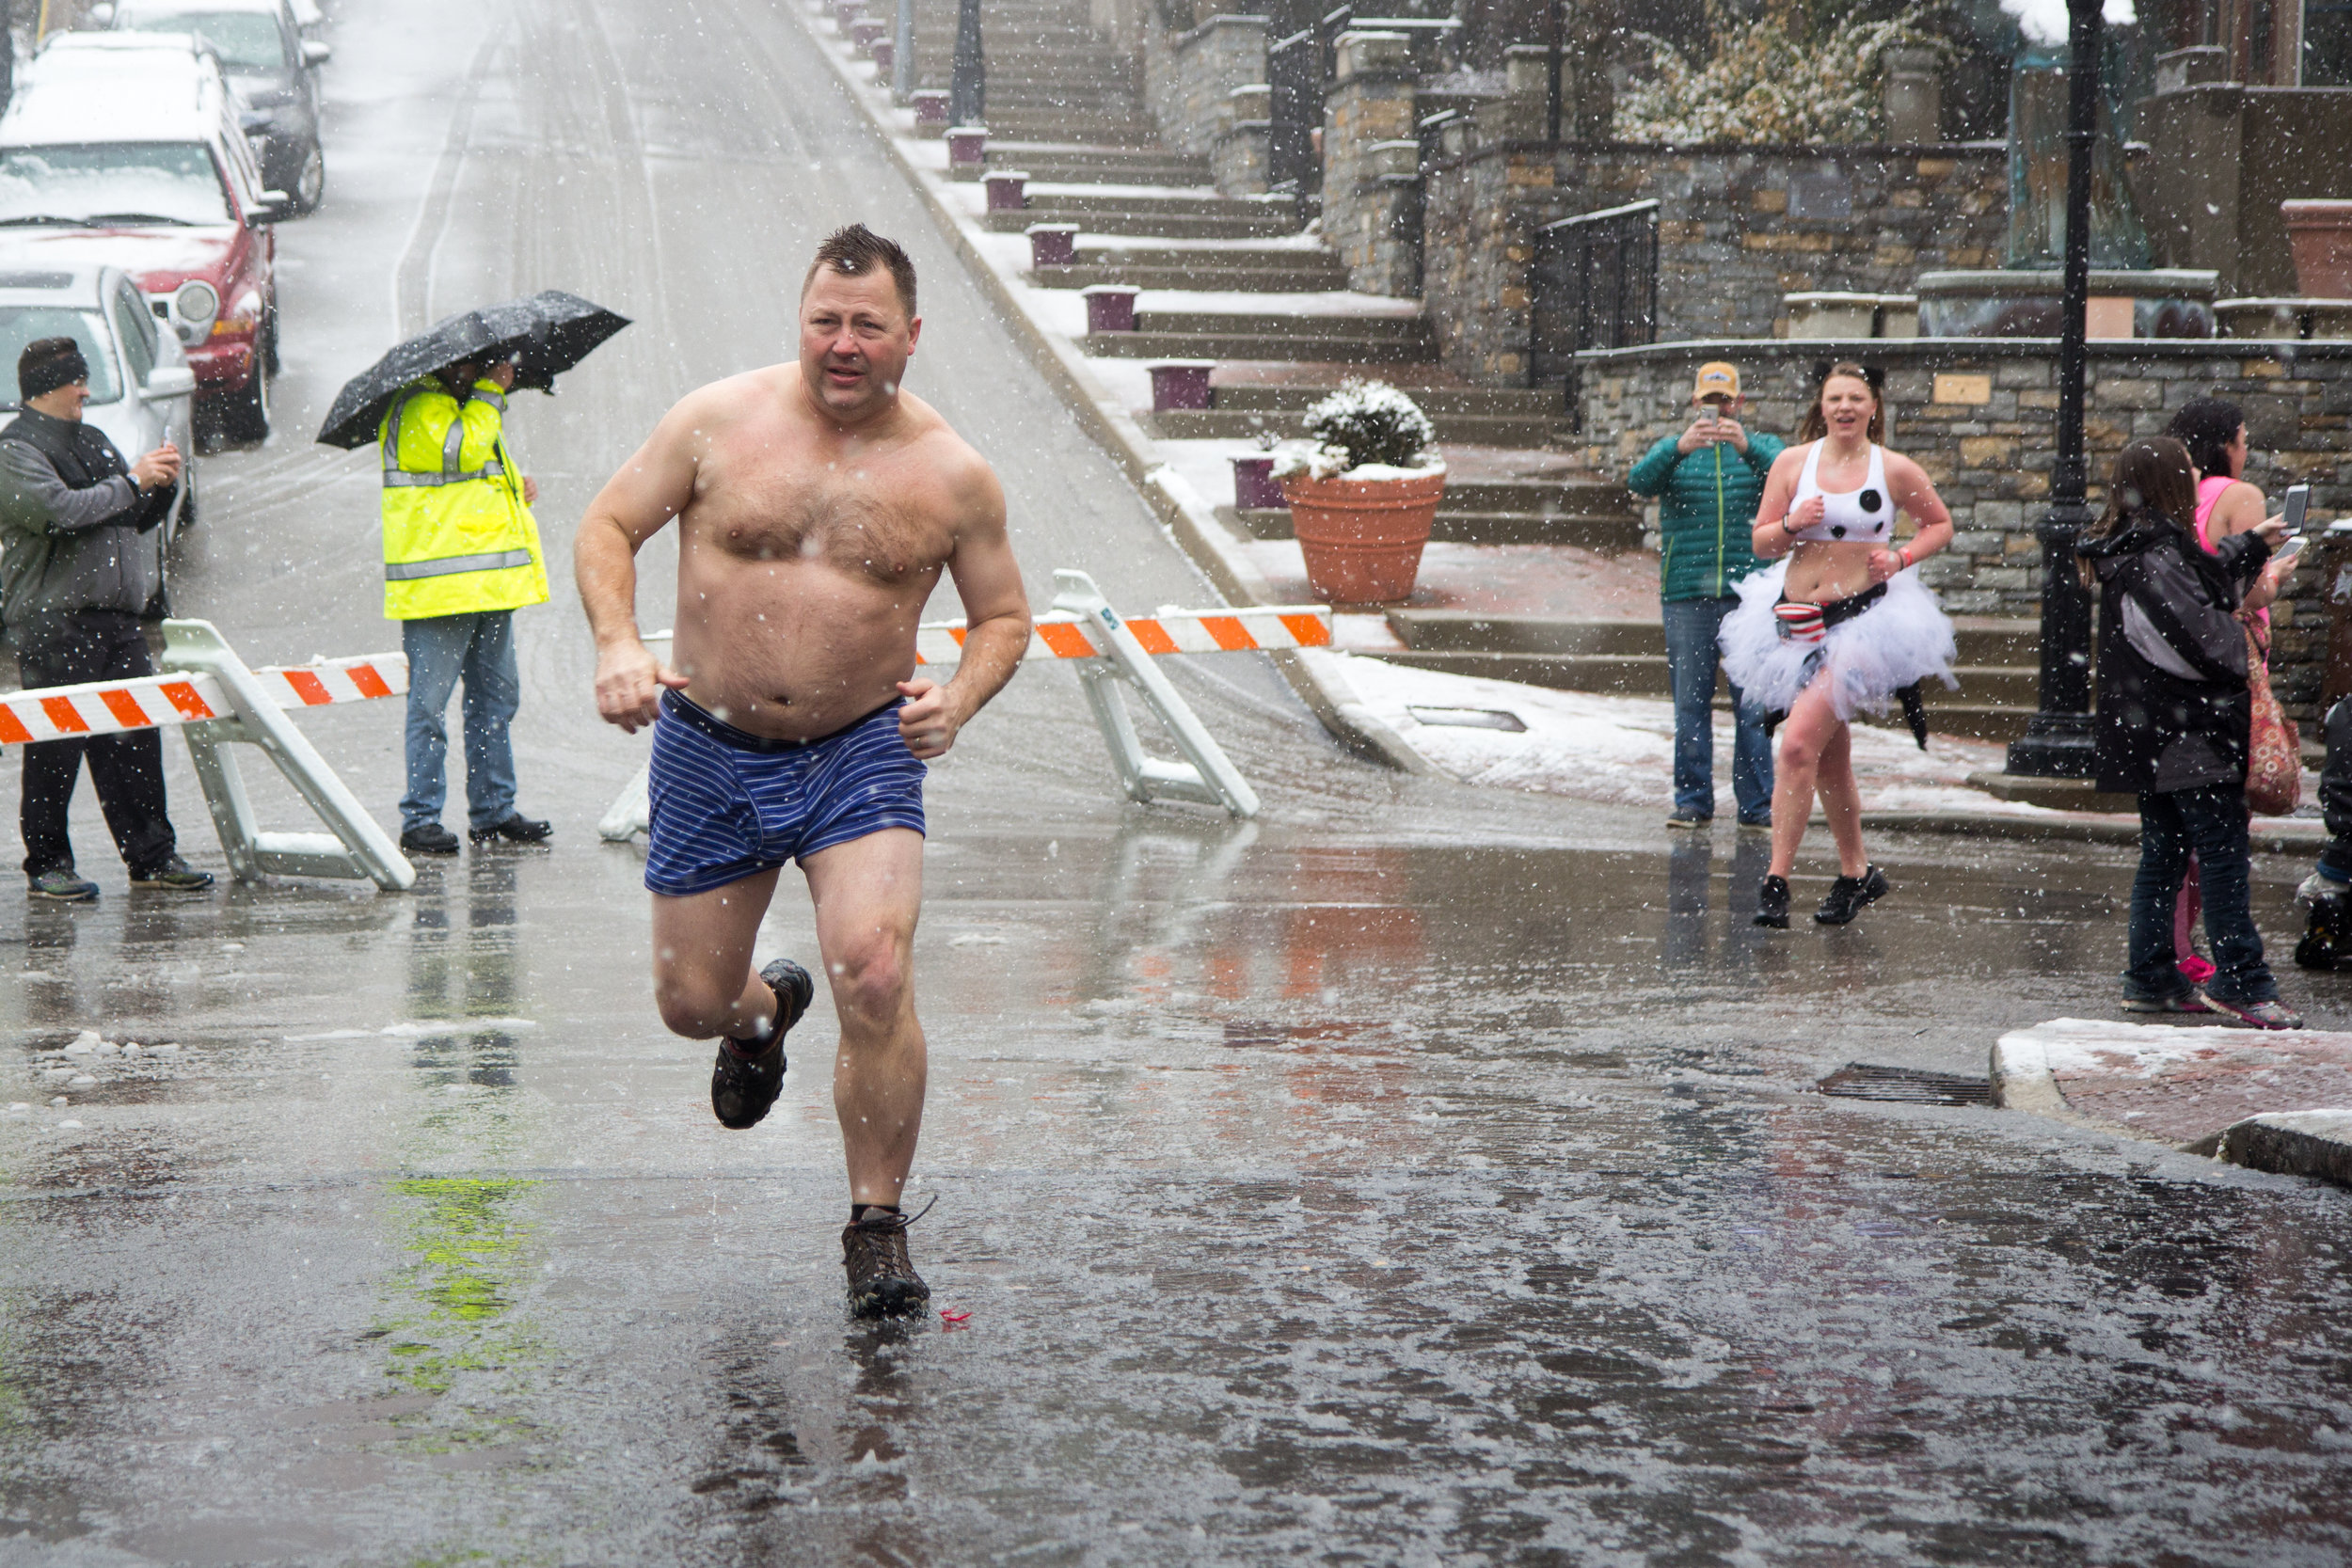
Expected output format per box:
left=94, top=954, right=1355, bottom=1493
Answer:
left=1387, top=612, right=1662, bottom=656
left=1940, top=665, right=2041, bottom=705
left=1228, top=503, right=1639, bottom=549
left=990, top=188, right=1287, bottom=219
left=1890, top=700, right=2027, bottom=745
left=971, top=118, right=1168, bottom=145
left=1375, top=649, right=1672, bottom=695
left=1032, top=261, right=1347, bottom=291
left=1087, top=328, right=1434, bottom=360
left=1211, top=383, right=1559, bottom=417
left=1135, top=309, right=1427, bottom=340
left=988, top=145, right=1211, bottom=184
left=1949, top=616, right=2041, bottom=665
left=1143, top=408, right=1566, bottom=446
left=995, top=208, right=1302, bottom=240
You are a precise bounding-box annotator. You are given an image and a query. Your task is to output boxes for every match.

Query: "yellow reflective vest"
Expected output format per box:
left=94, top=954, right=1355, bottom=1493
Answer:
left=378, top=375, right=549, bottom=621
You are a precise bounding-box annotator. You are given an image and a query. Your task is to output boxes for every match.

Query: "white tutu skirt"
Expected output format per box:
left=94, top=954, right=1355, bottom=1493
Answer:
left=1718, top=560, right=1958, bottom=722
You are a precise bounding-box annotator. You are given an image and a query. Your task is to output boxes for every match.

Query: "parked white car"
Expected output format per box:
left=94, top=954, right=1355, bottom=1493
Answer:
left=0, top=262, right=199, bottom=588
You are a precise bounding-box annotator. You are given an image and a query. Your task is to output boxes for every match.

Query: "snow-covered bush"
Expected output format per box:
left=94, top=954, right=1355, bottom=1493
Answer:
left=1613, top=3, right=1953, bottom=145
left=1274, top=380, right=1439, bottom=481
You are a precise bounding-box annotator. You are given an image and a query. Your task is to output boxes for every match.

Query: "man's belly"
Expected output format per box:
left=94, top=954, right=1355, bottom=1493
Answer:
left=669, top=562, right=937, bottom=740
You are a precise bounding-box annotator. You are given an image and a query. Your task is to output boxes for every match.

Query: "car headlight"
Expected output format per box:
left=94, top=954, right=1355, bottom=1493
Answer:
left=175, top=280, right=219, bottom=326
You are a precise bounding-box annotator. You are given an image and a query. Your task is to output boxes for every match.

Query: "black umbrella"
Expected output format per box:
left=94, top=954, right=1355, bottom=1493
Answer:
left=315, top=290, right=631, bottom=450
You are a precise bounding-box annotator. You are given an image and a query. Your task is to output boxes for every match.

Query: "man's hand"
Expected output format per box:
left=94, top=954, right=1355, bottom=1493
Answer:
left=593, top=638, right=689, bottom=734
left=896, top=678, right=964, bottom=760
left=487, top=358, right=517, bottom=392
left=1676, top=416, right=1719, bottom=454
left=522, top=476, right=539, bottom=506
left=132, top=443, right=182, bottom=492
left=1714, top=416, right=1749, bottom=453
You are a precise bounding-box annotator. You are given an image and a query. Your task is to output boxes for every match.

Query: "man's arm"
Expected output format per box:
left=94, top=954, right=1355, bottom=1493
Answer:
left=1625, top=436, right=1680, bottom=499
left=0, top=443, right=142, bottom=533
left=896, top=458, right=1030, bottom=760
left=576, top=399, right=707, bottom=732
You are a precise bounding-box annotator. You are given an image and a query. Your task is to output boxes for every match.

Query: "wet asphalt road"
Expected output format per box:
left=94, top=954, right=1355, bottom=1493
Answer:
left=4, top=0, right=2352, bottom=1560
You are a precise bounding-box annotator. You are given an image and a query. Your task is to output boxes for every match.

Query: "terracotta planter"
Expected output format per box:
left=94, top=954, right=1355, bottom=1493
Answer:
left=2283, top=200, right=2352, bottom=299
left=1280, top=467, right=1445, bottom=604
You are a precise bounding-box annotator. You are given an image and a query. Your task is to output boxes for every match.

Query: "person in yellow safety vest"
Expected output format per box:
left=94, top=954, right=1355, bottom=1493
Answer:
left=379, top=352, right=553, bottom=857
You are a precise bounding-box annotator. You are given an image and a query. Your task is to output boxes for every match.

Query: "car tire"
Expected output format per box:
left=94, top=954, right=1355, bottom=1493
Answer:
left=263, top=303, right=280, bottom=376
left=220, top=355, right=270, bottom=447
left=292, top=142, right=325, bottom=214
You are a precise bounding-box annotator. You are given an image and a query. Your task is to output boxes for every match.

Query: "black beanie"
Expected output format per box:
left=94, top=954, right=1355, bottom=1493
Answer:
left=19, top=338, right=89, bottom=402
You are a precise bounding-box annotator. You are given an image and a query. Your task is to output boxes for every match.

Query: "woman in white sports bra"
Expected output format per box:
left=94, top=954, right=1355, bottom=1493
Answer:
left=1718, top=363, right=1958, bottom=929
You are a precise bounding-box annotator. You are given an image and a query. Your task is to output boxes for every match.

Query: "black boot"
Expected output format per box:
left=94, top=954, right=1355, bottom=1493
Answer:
left=2296, top=890, right=2351, bottom=970
left=1754, top=875, right=1790, bottom=928
left=1815, top=864, right=1889, bottom=926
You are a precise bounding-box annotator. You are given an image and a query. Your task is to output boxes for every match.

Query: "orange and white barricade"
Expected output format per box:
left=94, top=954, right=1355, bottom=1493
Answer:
left=597, top=568, right=1330, bottom=838
left=0, top=620, right=415, bottom=890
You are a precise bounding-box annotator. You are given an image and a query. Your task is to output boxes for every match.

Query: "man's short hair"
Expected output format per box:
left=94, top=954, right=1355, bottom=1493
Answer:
left=19, top=336, right=89, bottom=402
left=803, top=224, right=917, bottom=321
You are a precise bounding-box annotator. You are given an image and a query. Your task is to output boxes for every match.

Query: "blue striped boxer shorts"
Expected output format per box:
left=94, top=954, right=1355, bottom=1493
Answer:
left=644, top=689, right=927, bottom=896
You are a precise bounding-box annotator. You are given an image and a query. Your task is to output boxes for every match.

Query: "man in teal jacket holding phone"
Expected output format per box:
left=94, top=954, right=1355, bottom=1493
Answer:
left=1628, top=361, right=1784, bottom=830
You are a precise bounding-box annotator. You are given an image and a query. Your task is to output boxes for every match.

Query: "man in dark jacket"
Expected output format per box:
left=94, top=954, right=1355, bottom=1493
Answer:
left=0, top=337, right=212, bottom=901
left=2083, top=486, right=2292, bottom=1025
left=2293, top=697, right=2352, bottom=967
left=1626, top=361, right=1784, bottom=830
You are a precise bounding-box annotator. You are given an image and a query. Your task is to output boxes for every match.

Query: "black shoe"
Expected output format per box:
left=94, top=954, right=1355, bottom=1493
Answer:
left=128, top=855, right=213, bottom=891
left=2296, top=893, right=2351, bottom=971
left=1815, top=864, right=1889, bottom=926
left=469, top=814, right=553, bottom=847
left=709, top=958, right=816, bottom=1131
left=27, top=868, right=99, bottom=902
left=842, top=1203, right=932, bottom=1319
left=1754, top=875, right=1790, bottom=928
left=400, top=824, right=461, bottom=856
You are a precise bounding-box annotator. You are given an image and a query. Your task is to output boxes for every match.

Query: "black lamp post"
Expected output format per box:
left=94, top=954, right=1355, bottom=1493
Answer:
left=2005, top=0, right=2104, bottom=779
left=950, top=0, right=985, bottom=127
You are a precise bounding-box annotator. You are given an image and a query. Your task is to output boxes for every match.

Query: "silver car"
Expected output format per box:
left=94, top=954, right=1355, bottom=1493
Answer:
left=0, top=262, right=198, bottom=588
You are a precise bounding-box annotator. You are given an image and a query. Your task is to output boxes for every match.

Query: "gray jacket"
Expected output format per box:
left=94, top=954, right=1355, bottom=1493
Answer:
left=0, top=409, right=166, bottom=646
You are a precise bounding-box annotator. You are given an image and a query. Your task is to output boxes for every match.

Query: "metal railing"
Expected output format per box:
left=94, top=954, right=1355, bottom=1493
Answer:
left=1530, top=199, right=1660, bottom=402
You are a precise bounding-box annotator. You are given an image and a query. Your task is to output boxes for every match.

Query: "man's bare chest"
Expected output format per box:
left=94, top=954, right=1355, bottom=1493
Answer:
left=690, top=456, right=949, bottom=587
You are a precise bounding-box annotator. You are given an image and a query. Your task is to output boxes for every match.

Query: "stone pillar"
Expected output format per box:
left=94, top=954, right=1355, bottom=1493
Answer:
left=1154, top=14, right=1271, bottom=160
left=1881, top=47, right=1942, bottom=143
left=1216, top=82, right=1274, bottom=195
left=1324, top=30, right=1420, bottom=297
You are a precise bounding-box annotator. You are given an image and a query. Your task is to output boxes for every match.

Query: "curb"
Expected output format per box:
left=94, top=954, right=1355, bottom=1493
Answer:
left=792, top=10, right=1430, bottom=776
left=1869, top=810, right=2326, bottom=855
left=1993, top=1023, right=2352, bottom=1187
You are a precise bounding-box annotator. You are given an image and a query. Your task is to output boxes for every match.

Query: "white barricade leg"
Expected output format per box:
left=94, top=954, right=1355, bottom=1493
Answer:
left=1050, top=570, right=1260, bottom=819
left=160, top=620, right=417, bottom=891
left=598, top=761, right=652, bottom=843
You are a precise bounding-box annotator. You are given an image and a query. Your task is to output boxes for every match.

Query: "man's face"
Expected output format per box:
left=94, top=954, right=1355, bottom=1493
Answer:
left=26, top=379, right=90, bottom=420
left=799, top=267, right=919, bottom=422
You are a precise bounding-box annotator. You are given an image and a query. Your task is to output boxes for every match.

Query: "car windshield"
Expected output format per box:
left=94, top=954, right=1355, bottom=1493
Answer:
left=120, top=10, right=288, bottom=71
left=0, top=143, right=230, bottom=226
left=0, top=309, right=122, bottom=410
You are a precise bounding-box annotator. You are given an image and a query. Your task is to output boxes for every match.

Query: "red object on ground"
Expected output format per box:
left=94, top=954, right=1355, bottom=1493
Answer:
left=985, top=171, right=1029, bottom=213
left=1282, top=468, right=1447, bottom=604
left=939, top=1308, right=971, bottom=1327
left=2284, top=201, right=2352, bottom=299
left=1082, top=285, right=1138, bottom=334
left=1232, top=453, right=1283, bottom=510
left=1027, top=223, right=1078, bottom=268
left=1148, top=361, right=1214, bottom=411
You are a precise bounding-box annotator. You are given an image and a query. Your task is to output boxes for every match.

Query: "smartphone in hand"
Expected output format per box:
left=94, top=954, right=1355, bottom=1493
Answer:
left=2283, top=483, right=2310, bottom=535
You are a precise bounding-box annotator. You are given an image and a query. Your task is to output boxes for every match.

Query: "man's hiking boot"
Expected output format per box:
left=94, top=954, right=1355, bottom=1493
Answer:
left=842, top=1203, right=931, bottom=1319
left=27, top=868, right=98, bottom=902
left=129, top=855, right=213, bottom=891
left=1815, top=865, right=1888, bottom=926
left=400, top=824, right=460, bottom=857
left=1753, top=875, right=1790, bottom=928
left=709, top=958, right=815, bottom=1131
left=2296, top=885, right=2352, bottom=970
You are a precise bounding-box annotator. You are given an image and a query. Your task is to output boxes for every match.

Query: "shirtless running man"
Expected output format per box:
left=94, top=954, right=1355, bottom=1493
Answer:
left=576, top=225, right=1031, bottom=1317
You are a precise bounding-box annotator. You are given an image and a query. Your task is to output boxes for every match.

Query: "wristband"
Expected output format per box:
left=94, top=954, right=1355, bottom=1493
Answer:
left=1897, top=546, right=1913, bottom=570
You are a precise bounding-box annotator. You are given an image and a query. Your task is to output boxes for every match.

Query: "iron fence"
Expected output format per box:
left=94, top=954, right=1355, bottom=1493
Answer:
left=1530, top=199, right=1660, bottom=409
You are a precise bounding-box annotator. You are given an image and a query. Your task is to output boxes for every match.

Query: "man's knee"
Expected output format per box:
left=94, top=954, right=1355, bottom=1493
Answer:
left=827, top=930, right=912, bottom=1026
left=653, top=965, right=739, bottom=1038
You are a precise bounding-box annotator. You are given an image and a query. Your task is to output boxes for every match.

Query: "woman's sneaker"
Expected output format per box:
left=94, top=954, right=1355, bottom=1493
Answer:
left=709, top=958, right=816, bottom=1130
left=1815, top=865, right=1889, bottom=926
left=1753, top=876, right=1790, bottom=928
left=2201, top=993, right=2304, bottom=1031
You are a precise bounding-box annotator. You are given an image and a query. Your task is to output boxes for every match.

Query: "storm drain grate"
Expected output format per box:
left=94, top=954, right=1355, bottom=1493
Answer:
left=1816, top=1063, right=1995, bottom=1107
left=1407, top=705, right=1527, bottom=732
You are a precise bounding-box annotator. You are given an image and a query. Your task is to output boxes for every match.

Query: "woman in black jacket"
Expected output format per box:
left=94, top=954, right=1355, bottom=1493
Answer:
left=2080, top=436, right=2297, bottom=1028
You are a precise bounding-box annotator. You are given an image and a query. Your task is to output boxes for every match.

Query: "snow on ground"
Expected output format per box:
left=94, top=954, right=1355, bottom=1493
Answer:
left=1337, top=655, right=2036, bottom=816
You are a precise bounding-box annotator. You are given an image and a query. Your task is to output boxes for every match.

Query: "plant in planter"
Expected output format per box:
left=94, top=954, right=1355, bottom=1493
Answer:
left=1274, top=381, right=1445, bottom=604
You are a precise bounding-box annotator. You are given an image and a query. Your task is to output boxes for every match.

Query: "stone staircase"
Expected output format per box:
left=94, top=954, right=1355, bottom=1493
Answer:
left=1030, top=239, right=1349, bottom=293
left=1142, top=370, right=1573, bottom=447
left=1084, top=307, right=1434, bottom=362
left=984, top=187, right=1298, bottom=240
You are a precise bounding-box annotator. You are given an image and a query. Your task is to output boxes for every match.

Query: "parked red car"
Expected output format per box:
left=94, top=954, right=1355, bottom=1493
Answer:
left=0, top=32, right=285, bottom=443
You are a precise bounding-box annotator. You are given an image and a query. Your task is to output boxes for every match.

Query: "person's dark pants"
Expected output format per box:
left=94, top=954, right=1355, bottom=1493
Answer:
left=16, top=611, right=178, bottom=880
left=1661, top=594, right=1772, bottom=821
left=2127, top=784, right=2278, bottom=1006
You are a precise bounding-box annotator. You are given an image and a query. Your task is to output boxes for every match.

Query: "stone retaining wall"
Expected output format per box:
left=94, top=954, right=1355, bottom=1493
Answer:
left=1574, top=339, right=2352, bottom=720
left=1418, top=138, right=2008, bottom=383
left=1142, top=10, right=1270, bottom=178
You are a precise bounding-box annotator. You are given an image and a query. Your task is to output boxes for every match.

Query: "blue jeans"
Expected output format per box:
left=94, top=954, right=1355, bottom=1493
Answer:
left=2127, top=784, right=2278, bottom=1006
left=1661, top=595, right=1772, bottom=820
left=401, top=611, right=519, bottom=834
